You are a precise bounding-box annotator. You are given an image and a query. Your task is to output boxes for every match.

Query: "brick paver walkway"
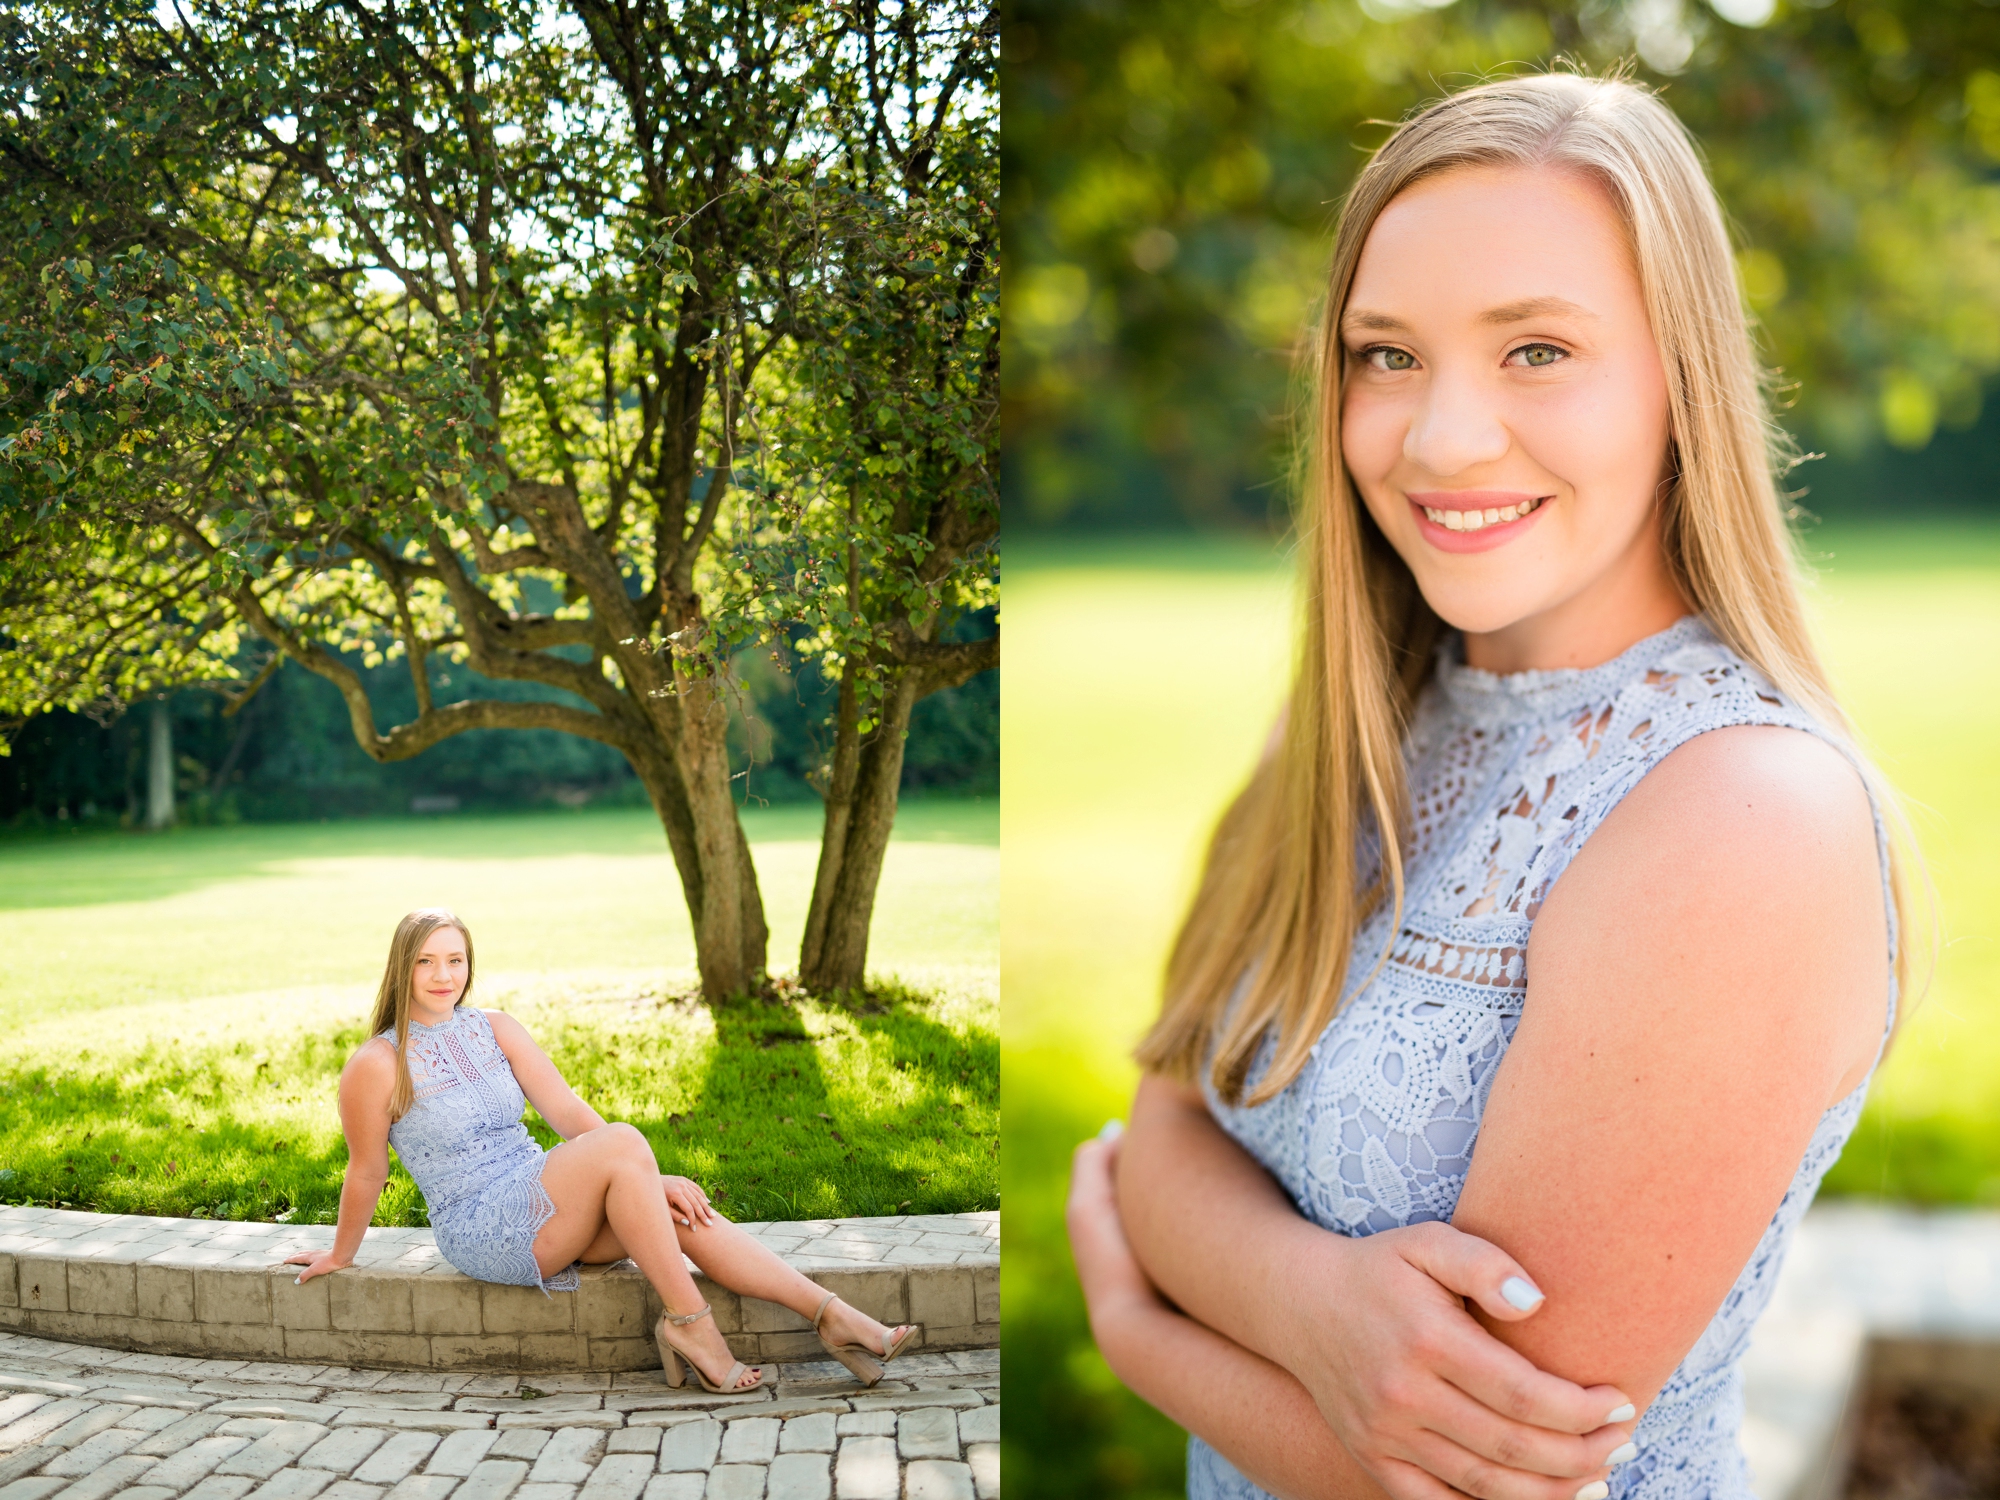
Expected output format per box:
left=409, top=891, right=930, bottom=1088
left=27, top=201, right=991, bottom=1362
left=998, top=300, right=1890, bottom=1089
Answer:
left=0, top=1330, right=997, bottom=1500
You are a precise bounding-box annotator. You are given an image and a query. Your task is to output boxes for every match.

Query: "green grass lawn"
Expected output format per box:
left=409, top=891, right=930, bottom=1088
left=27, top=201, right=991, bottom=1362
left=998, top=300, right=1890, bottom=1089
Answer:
left=999, top=523, right=2000, bottom=1500
left=0, top=796, right=997, bottom=1225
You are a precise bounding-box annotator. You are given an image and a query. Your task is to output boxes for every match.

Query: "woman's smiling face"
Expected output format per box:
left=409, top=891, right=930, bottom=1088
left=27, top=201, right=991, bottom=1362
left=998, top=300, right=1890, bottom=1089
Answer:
left=1339, top=163, right=1687, bottom=671
left=412, top=925, right=468, bottom=1010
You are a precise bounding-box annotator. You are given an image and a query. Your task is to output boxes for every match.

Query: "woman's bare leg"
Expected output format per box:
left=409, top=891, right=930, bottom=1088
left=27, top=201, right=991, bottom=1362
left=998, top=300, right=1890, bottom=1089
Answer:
left=531, top=1123, right=758, bottom=1389
left=541, top=1124, right=909, bottom=1357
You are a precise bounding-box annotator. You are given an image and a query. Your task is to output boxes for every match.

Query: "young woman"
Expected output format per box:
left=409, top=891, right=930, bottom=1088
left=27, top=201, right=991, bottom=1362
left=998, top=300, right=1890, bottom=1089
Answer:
left=286, top=908, right=915, bottom=1393
left=1066, top=72, right=1910, bottom=1500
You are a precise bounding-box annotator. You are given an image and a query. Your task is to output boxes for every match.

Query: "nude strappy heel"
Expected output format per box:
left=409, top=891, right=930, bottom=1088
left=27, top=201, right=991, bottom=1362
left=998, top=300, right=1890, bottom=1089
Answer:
left=812, top=1291, right=916, bottom=1386
left=654, top=1303, right=764, bottom=1394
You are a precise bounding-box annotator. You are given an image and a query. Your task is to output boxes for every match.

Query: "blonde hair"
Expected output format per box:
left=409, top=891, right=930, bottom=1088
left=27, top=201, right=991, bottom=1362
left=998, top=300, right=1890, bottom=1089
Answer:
left=369, top=908, right=476, bottom=1122
left=1139, top=69, right=1920, bottom=1105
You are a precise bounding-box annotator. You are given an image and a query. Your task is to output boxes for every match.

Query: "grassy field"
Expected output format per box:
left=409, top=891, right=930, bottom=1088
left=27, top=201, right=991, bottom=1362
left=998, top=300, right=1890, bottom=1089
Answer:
left=0, top=797, right=997, bottom=1225
left=999, top=524, right=2000, bottom=1500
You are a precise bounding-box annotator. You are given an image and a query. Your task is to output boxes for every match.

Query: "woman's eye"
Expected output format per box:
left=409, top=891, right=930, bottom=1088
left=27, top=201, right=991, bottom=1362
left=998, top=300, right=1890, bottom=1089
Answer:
left=1364, top=346, right=1416, bottom=372
left=1509, top=343, right=1567, bottom=368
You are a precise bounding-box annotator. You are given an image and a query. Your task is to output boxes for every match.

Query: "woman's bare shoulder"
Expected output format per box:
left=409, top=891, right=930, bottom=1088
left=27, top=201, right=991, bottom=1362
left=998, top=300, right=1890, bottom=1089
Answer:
left=343, top=1035, right=398, bottom=1090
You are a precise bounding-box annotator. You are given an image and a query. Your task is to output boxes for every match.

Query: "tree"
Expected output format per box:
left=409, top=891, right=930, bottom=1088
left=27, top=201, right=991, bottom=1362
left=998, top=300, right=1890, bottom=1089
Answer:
left=1003, top=0, right=2000, bottom=529
left=0, top=0, right=997, bottom=998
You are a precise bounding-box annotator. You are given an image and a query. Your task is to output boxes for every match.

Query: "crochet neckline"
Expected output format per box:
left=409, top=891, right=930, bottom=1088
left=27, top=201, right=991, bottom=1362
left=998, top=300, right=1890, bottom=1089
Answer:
left=1434, top=614, right=1708, bottom=727
left=406, top=1004, right=470, bottom=1035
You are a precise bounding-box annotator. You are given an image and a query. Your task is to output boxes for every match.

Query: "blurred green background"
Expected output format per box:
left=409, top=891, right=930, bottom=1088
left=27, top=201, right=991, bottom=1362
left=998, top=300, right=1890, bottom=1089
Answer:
left=1000, top=1, right=2000, bottom=1495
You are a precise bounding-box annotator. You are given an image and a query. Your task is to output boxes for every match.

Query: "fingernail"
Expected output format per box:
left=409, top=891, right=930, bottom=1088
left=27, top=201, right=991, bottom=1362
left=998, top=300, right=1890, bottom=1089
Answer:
left=1608, top=1441, right=1638, bottom=1465
left=1575, top=1485, right=1609, bottom=1500
left=1500, top=1275, right=1544, bottom=1310
left=1606, top=1403, right=1637, bottom=1423
left=294, top=1276, right=302, bottom=1284
left=1098, top=1119, right=1124, bottom=1141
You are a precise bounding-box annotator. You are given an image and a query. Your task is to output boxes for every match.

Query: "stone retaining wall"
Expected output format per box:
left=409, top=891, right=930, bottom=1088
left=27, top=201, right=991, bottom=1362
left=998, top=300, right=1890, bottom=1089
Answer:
left=0, top=1207, right=997, bottom=1374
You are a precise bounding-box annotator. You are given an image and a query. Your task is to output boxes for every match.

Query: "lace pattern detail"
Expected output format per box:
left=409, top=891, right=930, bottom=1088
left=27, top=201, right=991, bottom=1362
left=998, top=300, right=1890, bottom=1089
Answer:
left=385, top=1005, right=578, bottom=1294
left=1187, top=618, right=1895, bottom=1500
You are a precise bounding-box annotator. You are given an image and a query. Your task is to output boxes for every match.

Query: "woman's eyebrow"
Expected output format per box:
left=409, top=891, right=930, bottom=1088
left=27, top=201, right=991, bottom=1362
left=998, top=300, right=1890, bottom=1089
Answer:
left=1341, top=308, right=1408, bottom=334
left=1480, top=295, right=1599, bottom=325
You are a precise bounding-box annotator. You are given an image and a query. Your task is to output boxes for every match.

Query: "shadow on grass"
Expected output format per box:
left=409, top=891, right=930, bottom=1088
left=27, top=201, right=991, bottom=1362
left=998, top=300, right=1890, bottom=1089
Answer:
left=665, top=982, right=999, bottom=1223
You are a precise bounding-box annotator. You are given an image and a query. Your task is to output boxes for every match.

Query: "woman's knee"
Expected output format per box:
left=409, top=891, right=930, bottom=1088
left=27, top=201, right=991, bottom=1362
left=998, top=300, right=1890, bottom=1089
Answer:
left=600, top=1121, right=657, bottom=1166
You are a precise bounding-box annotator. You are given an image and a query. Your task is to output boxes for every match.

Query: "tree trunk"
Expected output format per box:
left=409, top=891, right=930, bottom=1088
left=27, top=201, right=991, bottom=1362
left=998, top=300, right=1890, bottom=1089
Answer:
left=799, top=670, right=920, bottom=994
left=145, top=699, right=174, bottom=830
left=799, top=657, right=864, bottom=985
left=670, top=672, right=769, bottom=999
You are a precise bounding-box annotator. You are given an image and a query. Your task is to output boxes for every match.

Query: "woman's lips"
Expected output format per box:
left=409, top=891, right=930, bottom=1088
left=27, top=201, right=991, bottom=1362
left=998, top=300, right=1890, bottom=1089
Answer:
left=1406, top=491, right=1551, bottom=553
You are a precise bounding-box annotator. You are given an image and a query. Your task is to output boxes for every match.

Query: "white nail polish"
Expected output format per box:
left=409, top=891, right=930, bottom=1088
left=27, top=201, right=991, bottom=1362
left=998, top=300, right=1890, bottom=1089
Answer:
left=1098, top=1119, right=1125, bottom=1141
left=1500, top=1276, right=1544, bottom=1310
left=1608, top=1441, right=1638, bottom=1465
left=1575, top=1484, right=1609, bottom=1500
left=1605, top=1403, right=1637, bottom=1423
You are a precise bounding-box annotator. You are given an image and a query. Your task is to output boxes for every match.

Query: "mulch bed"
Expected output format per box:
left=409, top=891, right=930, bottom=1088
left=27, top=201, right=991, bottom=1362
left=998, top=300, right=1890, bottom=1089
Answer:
left=1846, top=1383, right=2000, bottom=1498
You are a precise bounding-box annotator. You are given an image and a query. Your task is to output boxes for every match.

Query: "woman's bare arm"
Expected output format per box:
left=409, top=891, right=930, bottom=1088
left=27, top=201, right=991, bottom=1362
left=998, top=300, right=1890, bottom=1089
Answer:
left=288, top=1040, right=395, bottom=1281
left=1118, top=1078, right=1631, bottom=1499
left=1452, top=726, right=1888, bottom=1410
left=486, top=1010, right=607, bottom=1141
left=1071, top=1132, right=1395, bottom=1500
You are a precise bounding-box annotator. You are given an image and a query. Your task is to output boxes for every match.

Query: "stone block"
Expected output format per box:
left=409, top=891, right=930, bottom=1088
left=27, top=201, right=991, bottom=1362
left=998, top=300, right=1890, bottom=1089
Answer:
left=971, top=1266, right=997, bottom=1326
left=642, top=1476, right=705, bottom=1500
left=18, top=1256, right=67, bottom=1313
left=489, top=1428, right=551, bottom=1460
left=576, top=1274, right=648, bottom=1340
left=767, top=1451, right=832, bottom=1500
left=657, top=1417, right=720, bottom=1471
left=0, top=1250, right=17, bottom=1309
left=200, top=1320, right=288, bottom=1360
left=426, top=1427, right=501, bottom=1476
left=287, top=1328, right=433, bottom=1368
left=741, top=1296, right=811, bottom=1335
left=409, top=1277, right=482, bottom=1336
left=579, top=1453, right=655, bottom=1500
left=350, top=1430, right=442, bottom=1484
left=904, top=1459, right=976, bottom=1500
left=195, top=1267, right=272, bottom=1325
left=518, top=1333, right=594, bottom=1370
left=897, top=1407, right=960, bottom=1460
left=123, top=1316, right=200, bottom=1354
left=483, top=1284, right=575, bottom=1335
left=136, top=1264, right=195, bottom=1324
left=329, top=1269, right=415, bottom=1333
left=905, top=1270, right=972, bottom=1333
left=526, top=1425, right=602, bottom=1482
left=921, top=1323, right=995, bottom=1351
left=298, top=1426, right=390, bottom=1473
left=270, top=1270, right=331, bottom=1330
left=779, top=1413, right=838, bottom=1453
left=956, top=1408, right=997, bottom=1446
left=429, top=1333, right=522, bottom=1370
left=586, top=1337, right=657, bottom=1372
left=833, top=1435, right=898, bottom=1500
left=458, top=1458, right=531, bottom=1499
left=720, top=1416, right=780, bottom=1464
left=818, top=1270, right=905, bottom=1328
left=758, top=1331, right=828, bottom=1362
left=703, top=1464, right=768, bottom=1500
left=966, top=1444, right=997, bottom=1500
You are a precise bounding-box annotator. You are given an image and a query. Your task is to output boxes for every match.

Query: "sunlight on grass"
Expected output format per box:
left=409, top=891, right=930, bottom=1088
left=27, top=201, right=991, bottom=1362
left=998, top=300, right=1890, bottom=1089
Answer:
left=0, top=799, right=996, bottom=1222
left=1000, top=523, right=2000, bottom=1498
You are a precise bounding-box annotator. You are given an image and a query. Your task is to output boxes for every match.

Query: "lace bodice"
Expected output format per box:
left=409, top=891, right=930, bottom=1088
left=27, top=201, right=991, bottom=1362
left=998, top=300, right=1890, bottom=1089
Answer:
left=382, top=1004, right=577, bottom=1292
left=1189, top=617, right=1895, bottom=1500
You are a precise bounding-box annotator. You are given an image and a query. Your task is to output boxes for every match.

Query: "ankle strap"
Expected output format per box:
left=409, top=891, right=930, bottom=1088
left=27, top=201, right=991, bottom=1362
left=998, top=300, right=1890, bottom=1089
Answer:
left=663, top=1301, right=713, bottom=1327
left=811, top=1292, right=839, bottom=1331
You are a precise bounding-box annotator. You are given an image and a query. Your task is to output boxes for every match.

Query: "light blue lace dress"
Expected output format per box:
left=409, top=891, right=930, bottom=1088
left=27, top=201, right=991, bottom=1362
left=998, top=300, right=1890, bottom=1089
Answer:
left=382, top=1005, right=579, bottom=1293
left=1187, top=617, right=1895, bottom=1500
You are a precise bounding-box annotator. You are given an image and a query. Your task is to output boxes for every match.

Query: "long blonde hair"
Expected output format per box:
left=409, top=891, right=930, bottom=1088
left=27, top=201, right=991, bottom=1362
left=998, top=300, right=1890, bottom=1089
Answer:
left=369, top=908, right=476, bottom=1122
left=1138, top=69, right=1920, bottom=1105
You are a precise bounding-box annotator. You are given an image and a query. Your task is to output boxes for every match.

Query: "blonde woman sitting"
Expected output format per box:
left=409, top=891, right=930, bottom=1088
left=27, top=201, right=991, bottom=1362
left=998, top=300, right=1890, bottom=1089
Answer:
left=286, top=908, right=913, bottom=1392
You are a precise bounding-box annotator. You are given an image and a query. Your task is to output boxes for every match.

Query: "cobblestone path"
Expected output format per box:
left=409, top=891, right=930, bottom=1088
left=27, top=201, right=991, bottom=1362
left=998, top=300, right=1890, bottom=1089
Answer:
left=0, top=1330, right=997, bottom=1500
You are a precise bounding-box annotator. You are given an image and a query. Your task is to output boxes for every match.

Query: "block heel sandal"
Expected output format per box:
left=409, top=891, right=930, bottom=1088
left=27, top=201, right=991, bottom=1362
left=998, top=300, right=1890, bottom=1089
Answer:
left=812, top=1292, right=916, bottom=1387
left=654, top=1303, right=765, bottom=1394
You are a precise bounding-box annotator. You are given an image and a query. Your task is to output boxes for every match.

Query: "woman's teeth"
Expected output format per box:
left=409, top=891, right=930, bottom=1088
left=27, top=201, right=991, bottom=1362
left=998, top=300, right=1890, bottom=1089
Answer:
left=1421, top=497, right=1544, bottom=532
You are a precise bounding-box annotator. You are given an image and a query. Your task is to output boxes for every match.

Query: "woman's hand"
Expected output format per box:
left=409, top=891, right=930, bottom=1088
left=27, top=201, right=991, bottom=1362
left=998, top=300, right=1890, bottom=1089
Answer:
left=1272, top=1218, right=1636, bottom=1499
left=1068, top=1126, right=1168, bottom=1330
left=283, top=1249, right=352, bottom=1284
left=663, top=1175, right=717, bottom=1229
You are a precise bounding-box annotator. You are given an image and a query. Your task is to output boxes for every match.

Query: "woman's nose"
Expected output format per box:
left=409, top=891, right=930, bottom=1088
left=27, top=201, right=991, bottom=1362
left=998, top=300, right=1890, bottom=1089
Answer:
left=1402, top=366, right=1511, bottom=477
